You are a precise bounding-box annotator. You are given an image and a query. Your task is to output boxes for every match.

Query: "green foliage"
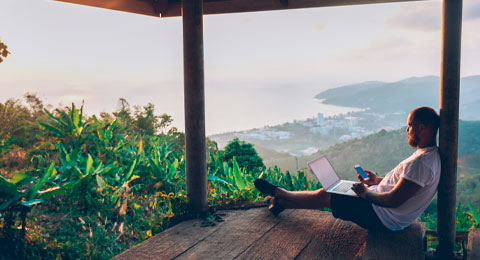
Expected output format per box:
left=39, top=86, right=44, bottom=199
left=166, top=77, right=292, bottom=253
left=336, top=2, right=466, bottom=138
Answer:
left=222, top=138, right=265, bottom=173
left=0, top=97, right=478, bottom=259
left=468, top=203, right=480, bottom=228
left=1, top=99, right=318, bottom=259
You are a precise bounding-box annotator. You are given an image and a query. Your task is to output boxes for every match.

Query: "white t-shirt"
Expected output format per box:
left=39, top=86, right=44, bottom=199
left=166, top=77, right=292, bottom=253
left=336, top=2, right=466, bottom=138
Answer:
left=370, top=146, right=441, bottom=231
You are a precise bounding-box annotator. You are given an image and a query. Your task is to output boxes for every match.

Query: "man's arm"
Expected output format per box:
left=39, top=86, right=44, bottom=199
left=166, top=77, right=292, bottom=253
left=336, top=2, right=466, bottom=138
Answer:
left=351, top=178, right=422, bottom=208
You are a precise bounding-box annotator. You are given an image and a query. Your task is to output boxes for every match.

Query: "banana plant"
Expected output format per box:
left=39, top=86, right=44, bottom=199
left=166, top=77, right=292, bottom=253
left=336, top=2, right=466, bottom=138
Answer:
left=39, top=103, right=90, bottom=150
left=92, top=116, right=117, bottom=146
left=208, top=157, right=254, bottom=192
left=468, top=203, right=480, bottom=228
left=0, top=162, right=59, bottom=241
left=147, top=142, right=183, bottom=193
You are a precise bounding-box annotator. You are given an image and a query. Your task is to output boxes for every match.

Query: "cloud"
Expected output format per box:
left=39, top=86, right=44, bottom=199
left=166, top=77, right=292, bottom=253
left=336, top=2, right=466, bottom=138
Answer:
left=387, top=4, right=442, bottom=31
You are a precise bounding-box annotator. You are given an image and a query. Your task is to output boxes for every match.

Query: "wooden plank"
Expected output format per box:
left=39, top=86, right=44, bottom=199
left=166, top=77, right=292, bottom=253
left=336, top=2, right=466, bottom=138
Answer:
left=113, top=208, right=372, bottom=259
left=234, top=209, right=315, bottom=260
left=55, top=0, right=428, bottom=18
left=362, top=221, right=426, bottom=260
left=175, top=208, right=290, bottom=259
left=54, top=0, right=159, bottom=17
left=234, top=209, right=367, bottom=260
left=295, top=212, right=368, bottom=260
left=112, top=210, right=242, bottom=260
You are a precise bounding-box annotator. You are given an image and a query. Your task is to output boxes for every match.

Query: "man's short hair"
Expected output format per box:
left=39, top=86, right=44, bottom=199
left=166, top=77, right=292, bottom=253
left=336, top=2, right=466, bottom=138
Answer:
left=411, top=106, right=440, bottom=133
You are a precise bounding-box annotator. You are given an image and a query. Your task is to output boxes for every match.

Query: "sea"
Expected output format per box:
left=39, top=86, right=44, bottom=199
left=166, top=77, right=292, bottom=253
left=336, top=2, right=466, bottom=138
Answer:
left=203, top=83, right=362, bottom=135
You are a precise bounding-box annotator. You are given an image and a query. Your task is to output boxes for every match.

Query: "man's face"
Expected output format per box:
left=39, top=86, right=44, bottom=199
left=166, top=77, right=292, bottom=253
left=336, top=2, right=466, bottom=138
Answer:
left=406, top=113, right=420, bottom=148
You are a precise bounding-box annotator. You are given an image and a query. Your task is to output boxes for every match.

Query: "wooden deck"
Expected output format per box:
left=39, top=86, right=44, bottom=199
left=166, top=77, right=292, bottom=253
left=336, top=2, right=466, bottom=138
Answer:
left=113, top=207, right=374, bottom=260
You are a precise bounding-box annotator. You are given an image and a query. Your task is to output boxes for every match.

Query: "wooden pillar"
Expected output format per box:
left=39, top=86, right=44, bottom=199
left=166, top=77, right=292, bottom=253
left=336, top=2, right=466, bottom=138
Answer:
left=437, top=0, right=462, bottom=257
left=182, top=0, right=207, bottom=213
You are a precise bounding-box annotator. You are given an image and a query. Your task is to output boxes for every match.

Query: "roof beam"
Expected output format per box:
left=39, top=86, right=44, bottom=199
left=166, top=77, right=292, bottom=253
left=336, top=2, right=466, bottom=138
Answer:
left=55, top=0, right=160, bottom=16
left=55, top=0, right=426, bottom=18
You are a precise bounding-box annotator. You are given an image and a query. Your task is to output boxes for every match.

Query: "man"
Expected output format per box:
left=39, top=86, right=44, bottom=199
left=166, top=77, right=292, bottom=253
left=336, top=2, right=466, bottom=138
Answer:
left=254, top=106, right=441, bottom=231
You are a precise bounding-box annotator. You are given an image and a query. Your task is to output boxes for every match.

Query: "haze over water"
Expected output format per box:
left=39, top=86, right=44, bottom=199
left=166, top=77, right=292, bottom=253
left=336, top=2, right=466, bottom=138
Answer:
left=205, top=83, right=361, bottom=135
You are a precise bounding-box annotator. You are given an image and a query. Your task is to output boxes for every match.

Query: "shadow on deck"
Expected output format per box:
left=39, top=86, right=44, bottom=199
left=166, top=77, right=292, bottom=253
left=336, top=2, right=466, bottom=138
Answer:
left=113, top=207, right=373, bottom=259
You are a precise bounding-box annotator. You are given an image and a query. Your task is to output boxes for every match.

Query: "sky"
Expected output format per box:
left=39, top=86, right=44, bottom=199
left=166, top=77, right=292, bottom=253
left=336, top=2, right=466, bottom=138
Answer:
left=1, top=0, right=480, bottom=135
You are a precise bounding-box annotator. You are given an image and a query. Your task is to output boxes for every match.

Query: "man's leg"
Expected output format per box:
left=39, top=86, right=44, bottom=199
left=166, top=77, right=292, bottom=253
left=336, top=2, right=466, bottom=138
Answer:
left=269, top=187, right=331, bottom=209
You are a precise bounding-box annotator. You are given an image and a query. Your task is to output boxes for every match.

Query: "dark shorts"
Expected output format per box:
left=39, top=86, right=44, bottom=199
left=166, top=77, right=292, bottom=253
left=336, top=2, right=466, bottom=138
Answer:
left=330, top=194, right=389, bottom=231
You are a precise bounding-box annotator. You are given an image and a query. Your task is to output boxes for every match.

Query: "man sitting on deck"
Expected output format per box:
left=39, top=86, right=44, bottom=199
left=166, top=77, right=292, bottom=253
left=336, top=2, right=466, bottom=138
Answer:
left=254, top=106, right=441, bottom=231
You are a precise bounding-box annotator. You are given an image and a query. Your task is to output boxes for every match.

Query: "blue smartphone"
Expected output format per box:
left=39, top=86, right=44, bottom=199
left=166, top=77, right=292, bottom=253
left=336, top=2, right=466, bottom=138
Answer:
left=354, top=165, right=369, bottom=180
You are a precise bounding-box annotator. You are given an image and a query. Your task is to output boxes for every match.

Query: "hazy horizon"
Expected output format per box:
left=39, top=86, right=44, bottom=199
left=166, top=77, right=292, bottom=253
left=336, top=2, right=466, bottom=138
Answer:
left=1, top=0, right=480, bottom=135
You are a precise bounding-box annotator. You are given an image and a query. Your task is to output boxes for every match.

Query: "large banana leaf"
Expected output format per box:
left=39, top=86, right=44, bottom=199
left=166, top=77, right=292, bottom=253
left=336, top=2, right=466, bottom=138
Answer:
left=469, top=203, right=480, bottom=227
left=0, top=195, right=21, bottom=210
left=123, top=159, right=137, bottom=182
left=85, top=155, right=93, bottom=176
left=0, top=175, right=21, bottom=196
left=10, top=172, right=33, bottom=186
left=105, top=119, right=117, bottom=142
left=232, top=159, right=247, bottom=190
left=208, top=174, right=234, bottom=187
left=27, top=162, right=56, bottom=201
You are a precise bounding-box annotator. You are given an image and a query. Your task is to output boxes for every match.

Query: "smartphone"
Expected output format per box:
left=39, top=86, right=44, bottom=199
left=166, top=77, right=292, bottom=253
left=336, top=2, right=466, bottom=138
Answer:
left=354, top=165, right=369, bottom=180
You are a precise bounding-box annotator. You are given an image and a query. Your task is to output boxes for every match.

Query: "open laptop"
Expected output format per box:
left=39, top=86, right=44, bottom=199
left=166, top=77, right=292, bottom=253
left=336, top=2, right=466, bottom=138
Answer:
left=308, top=156, right=358, bottom=196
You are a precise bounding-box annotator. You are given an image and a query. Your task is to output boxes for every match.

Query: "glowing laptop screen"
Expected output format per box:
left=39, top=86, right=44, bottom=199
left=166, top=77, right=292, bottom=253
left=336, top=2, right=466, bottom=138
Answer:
left=308, top=156, right=340, bottom=189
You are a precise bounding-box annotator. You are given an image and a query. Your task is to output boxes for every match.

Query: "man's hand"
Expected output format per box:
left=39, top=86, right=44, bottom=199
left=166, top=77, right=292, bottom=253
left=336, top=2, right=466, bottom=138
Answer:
left=351, top=183, right=368, bottom=199
left=357, top=170, right=382, bottom=186
left=353, top=178, right=423, bottom=208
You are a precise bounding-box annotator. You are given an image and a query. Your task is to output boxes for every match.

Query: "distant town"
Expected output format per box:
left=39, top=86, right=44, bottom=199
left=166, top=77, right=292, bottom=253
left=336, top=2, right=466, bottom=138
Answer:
left=210, top=110, right=408, bottom=156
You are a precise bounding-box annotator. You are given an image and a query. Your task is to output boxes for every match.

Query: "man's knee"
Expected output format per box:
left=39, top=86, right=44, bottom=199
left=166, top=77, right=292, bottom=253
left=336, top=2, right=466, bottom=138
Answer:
left=314, top=188, right=331, bottom=207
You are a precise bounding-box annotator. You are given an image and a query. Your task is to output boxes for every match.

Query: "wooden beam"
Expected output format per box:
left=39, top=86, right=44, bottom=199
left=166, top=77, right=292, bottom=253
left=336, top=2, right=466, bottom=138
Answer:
left=437, top=0, right=462, bottom=258
left=164, top=0, right=425, bottom=17
left=183, top=0, right=208, bottom=213
left=55, top=0, right=160, bottom=16
left=55, top=0, right=427, bottom=18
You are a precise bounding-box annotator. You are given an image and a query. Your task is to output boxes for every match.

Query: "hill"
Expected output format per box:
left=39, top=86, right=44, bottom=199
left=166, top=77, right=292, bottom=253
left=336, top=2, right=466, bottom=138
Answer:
left=257, top=120, right=480, bottom=206
left=315, top=75, right=480, bottom=120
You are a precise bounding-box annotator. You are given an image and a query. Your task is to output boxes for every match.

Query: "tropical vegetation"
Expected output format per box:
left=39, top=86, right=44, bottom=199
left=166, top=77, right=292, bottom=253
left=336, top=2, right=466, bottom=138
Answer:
left=0, top=95, right=478, bottom=259
left=0, top=95, right=320, bottom=259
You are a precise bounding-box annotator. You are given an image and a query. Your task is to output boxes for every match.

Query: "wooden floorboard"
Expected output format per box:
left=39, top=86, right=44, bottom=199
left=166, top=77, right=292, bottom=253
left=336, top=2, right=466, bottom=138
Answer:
left=112, top=207, right=392, bottom=260
left=112, top=210, right=242, bottom=260
left=234, top=210, right=316, bottom=260
left=294, top=212, right=368, bottom=260
left=174, top=208, right=290, bottom=260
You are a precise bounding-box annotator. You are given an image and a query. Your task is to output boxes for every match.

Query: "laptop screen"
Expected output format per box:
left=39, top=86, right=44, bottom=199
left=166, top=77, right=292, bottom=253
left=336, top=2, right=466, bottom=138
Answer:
left=308, top=156, right=340, bottom=189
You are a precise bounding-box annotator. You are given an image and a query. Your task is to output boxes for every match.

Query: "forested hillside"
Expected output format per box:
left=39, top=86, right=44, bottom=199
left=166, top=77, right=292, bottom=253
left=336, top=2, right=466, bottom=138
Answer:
left=315, top=75, right=480, bottom=120
left=261, top=121, right=480, bottom=207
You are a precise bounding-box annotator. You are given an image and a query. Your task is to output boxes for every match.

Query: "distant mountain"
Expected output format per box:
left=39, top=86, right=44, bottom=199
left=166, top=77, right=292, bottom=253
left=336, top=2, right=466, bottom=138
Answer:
left=315, top=75, right=480, bottom=120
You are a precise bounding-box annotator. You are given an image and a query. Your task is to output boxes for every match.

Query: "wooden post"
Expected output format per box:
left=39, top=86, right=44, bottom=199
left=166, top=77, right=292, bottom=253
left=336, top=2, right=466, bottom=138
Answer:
left=437, top=0, right=462, bottom=257
left=182, top=0, right=207, bottom=213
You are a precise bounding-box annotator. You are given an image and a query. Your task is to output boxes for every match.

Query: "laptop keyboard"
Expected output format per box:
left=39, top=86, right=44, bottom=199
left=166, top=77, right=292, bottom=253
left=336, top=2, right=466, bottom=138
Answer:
left=331, top=182, right=352, bottom=192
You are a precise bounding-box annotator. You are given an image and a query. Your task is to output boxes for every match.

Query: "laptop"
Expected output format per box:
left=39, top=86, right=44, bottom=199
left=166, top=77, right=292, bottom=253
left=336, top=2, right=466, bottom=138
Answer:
left=308, top=156, right=358, bottom=196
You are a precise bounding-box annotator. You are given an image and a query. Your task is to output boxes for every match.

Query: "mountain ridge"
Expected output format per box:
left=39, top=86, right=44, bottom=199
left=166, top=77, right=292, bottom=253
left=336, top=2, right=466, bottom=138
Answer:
left=315, top=75, right=480, bottom=119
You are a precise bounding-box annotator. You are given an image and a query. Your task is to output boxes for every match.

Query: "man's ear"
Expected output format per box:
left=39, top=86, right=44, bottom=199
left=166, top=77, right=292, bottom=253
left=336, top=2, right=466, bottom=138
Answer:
left=418, top=123, right=426, bottom=132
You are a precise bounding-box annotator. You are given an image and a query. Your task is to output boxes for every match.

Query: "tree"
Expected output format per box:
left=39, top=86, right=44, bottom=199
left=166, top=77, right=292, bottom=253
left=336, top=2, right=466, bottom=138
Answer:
left=112, top=99, right=174, bottom=136
left=0, top=40, right=10, bottom=63
left=133, top=103, right=173, bottom=136
left=222, top=138, right=264, bottom=173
